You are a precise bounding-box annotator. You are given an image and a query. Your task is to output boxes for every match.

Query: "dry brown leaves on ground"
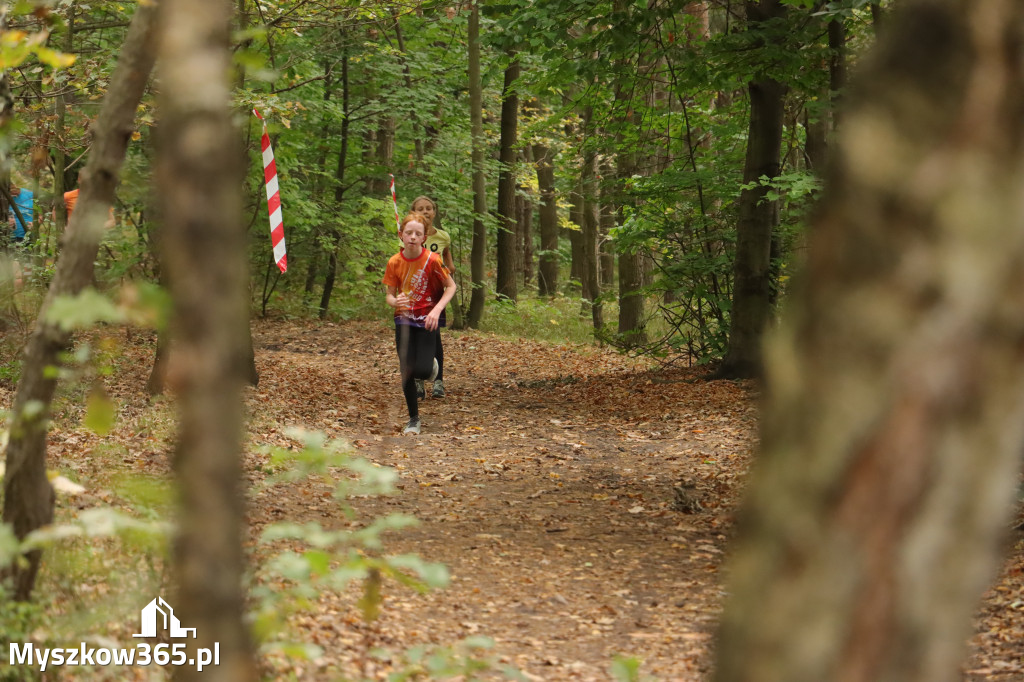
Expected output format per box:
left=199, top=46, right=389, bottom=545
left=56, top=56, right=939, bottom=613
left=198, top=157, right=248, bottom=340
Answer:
left=5, top=318, right=1024, bottom=681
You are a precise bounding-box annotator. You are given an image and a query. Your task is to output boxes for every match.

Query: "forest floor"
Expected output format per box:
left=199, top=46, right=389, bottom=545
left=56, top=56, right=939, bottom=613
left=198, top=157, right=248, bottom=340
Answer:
left=7, top=318, right=1024, bottom=681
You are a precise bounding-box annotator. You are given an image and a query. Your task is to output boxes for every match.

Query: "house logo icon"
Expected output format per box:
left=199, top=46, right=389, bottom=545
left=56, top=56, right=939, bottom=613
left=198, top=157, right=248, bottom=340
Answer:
left=133, top=597, right=196, bottom=639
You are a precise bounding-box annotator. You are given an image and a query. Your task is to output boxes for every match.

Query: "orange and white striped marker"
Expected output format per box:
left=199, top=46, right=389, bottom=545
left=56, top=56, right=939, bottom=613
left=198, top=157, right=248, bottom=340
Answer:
left=254, top=109, right=287, bottom=272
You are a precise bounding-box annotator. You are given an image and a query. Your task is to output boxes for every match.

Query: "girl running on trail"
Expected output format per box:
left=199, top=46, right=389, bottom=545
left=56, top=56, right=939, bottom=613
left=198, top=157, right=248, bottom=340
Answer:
left=383, top=211, right=456, bottom=435
left=409, top=195, right=455, bottom=398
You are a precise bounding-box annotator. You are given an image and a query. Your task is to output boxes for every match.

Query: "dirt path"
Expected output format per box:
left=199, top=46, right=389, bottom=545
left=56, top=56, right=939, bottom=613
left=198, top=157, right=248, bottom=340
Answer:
left=240, top=320, right=1024, bottom=682
left=244, top=320, right=754, bottom=681
left=11, top=318, right=1021, bottom=681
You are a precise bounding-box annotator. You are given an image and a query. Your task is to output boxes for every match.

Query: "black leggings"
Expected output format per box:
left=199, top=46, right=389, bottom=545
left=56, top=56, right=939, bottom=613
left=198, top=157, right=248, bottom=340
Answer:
left=395, top=324, right=439, bottom=419
left=435, top=333, right=444, bottom=380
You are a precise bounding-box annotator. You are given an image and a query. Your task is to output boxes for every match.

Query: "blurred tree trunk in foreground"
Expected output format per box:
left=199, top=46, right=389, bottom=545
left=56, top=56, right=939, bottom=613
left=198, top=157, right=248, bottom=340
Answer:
left=157, top=0, right=256, bottom=679
left=2, top=1, right=157, bottom=600
left=716, top=2, right=1024, bottom=682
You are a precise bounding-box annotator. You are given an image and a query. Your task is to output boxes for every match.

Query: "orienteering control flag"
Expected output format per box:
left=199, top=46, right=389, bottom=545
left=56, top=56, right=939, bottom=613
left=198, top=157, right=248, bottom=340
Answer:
left=254, top=109, right=287, bottom=272
left=389, top=174, right=401, bottom=232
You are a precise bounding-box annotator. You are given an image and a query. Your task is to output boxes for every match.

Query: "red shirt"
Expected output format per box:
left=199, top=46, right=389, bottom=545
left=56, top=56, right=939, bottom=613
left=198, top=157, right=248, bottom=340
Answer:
left=383, top=248, right=450, bottom=327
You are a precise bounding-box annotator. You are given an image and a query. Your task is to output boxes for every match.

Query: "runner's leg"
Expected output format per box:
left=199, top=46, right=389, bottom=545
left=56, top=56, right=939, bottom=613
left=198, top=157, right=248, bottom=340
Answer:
left=395, top=325, right=418, bottom=419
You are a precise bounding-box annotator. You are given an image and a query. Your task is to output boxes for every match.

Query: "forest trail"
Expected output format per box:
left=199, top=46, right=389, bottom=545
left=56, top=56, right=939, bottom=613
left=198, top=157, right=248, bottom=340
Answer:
left=238, top=320, right=1023, bottom=682
left=19, top=319, right=1022, bottom=681
left=246, top=319, right=755, bottom=681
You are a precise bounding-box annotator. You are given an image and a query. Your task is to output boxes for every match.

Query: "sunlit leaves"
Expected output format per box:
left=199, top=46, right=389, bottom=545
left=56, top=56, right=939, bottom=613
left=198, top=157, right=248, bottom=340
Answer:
left=0, top=28, right=74, bottom=69
left=47, top=283, right=170, bottom=332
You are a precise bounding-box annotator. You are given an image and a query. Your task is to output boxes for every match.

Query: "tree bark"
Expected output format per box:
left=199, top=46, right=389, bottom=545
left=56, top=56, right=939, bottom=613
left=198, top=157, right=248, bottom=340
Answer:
left=870, top=2, right=884, bottom=34
left=51, top=4, right=75, bottom=245
left=611, top=24, right=647, bottom=345
left=392, top=13, right=424, bottom=164
left=320, top=48, right=350, bottom=320
left=533, top=142, right=559, bottom=296
left=496, top=54, right=520, bottom=301
left=806, top=14, right=847, bottom=172
left=716, top=3, right=1024, bottom=681
left=370, top=117, right=395, bottom=196
left=598, top=164, right=615, bottom=289
left=518, top=147, right=534, bottom=287
left=0, top=7, right=12, bottom=229
left=157, top=0, right=256, bottom=679
left=466, top=1, right=487, bottom=328
left=580, top=111, right=602, bottom=330
left=717, top=0, right=788, bottom=379
left=568, top=177, right=584, bottom=287
left=1, top=0, right=157, bottom=600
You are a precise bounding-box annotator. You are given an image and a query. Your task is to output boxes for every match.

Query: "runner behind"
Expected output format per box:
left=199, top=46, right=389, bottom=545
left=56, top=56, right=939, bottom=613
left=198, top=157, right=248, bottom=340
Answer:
left=383, top=211, right=456, bottom=435
left=409, top=195, right=455, bottom=398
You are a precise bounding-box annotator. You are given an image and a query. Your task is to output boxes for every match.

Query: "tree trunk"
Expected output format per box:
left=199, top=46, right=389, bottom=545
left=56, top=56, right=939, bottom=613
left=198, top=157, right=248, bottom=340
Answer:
left=611, top=37, right=647, bottom=345
left=806, top=13, right=848, bottom=172
left=303, top=242, right=320, bottom=299
left=827, top=16, right=847, bottom=118
left=392, top=14, right=424, bottom=164
left=598, top=167, right=615, bottom=289
left=568, top=177, right=584, bottom=287
left=617, top=128, right=648, bottom=346
left=519, top=147, right=534, bottom=288
left=51, top=4, right=75, bottom=245
left=466, top=1, right=487, bottom=328
left=617, top=249, right=648, bottom=346
left=716, top=3, right=1024, bottom=681
left=717, top=0, right=788, bottom=379
left=157, top=0, right=256, bottom=679
left=580, top=113, right=602, bottom=330
left=533, top=142, right=559, bottom=296
left=320, top=49, right=350, bottom=320
left=372, top=117, right=395, bottom=195
left=2, top=0, right=157, bottom=600
left=304, top=59, right=333, bottom=305
left=870, top=2, right=884, bottom=34
left=804, top=109, right=827, bottom=172
left=146, top=326, right=170, bottom=396
left=496, top=54, right=520, bottom=301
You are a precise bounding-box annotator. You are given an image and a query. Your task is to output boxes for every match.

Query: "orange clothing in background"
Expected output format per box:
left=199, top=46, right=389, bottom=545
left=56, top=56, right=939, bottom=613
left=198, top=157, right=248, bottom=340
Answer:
left=62, top=188, right=114, bottom=226
left=64, top=189, right=79, bottom=218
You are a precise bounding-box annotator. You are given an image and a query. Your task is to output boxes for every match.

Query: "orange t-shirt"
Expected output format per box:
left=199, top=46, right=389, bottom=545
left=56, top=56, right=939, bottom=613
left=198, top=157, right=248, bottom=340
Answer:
left=64, top=189, right=79, bottom=218
left=382, top=249, right=450, bottom=327
left=63, top=188, right=114, bottom=225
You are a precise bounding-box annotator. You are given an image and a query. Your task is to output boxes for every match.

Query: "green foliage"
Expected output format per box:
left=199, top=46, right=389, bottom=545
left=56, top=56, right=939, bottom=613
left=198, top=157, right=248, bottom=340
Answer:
left=0, top=513, right=170, bottom=682
left=374, top=636, right=528, bottom=682
left=46, top=283, right=170, bottom=332
left=0, top=357, right=21, bottom=388
left=252, top=428, right=450, bottom=652
left=610, top=655, right=650, bottom=682
left=0, top=581, right=44, bottom=682
left=5, top=0, right=875, bottom=359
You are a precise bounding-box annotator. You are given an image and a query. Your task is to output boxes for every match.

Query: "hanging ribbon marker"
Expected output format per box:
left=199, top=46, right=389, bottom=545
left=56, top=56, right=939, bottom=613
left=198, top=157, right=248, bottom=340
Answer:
left=389, top=174, right=401, bottom=232
left=254, top=109, right=287, bottom=273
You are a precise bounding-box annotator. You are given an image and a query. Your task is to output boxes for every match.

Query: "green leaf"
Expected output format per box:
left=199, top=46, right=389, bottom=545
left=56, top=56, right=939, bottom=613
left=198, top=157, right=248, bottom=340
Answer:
left=460, top=635, right=495, bottom=650
left=32, top=46, right=75, bottom=68
left=304, top=549, right=331, bottom=576
left=47, top=288, right=124, bottom=331
left=0, top=523, right=21, bottom=569
left=610, top=655, right=642, bottom=682
left=84, top=385, right=116, bottom=436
